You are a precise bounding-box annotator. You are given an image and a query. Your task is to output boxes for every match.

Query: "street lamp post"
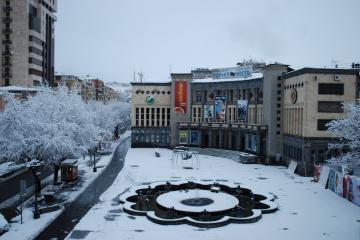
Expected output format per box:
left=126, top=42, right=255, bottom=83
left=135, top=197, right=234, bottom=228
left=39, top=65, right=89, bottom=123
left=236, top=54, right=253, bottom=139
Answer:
left=93, top=147, right=97, bottom=172
left=30, top=167, right=40, bottom=219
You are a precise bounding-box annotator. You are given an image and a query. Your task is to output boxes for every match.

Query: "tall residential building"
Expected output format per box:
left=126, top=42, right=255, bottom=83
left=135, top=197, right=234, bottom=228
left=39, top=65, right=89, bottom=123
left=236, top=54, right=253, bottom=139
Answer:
left=0, top=0, right=57, bottom=87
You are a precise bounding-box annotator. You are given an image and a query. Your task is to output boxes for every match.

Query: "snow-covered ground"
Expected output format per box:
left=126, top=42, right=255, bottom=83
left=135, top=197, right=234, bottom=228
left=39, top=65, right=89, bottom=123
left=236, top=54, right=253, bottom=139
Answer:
left=67, top=148, right=360, bottom=240
left=0, top=133, right=130, bottom=240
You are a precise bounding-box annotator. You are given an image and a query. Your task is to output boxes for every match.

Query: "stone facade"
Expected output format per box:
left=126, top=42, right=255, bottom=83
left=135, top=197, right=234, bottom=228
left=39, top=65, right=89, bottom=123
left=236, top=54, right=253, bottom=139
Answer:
left=282, top=68, right=360, bottom=175
left=130, top=82, right=172, bottom=147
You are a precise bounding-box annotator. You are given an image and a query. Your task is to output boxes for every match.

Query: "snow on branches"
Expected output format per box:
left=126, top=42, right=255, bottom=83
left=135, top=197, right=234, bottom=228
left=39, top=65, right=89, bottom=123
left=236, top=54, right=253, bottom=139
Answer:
left=326, top=102, right=360, bottom=164
left=0, top=87, right=129, bottom=166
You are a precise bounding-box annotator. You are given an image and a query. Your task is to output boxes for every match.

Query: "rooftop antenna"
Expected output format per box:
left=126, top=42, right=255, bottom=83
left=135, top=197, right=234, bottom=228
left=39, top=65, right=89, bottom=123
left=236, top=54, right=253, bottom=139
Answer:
left=133, top=71, right=136, bottom=82
left=138, top=72, right=144, bottom=83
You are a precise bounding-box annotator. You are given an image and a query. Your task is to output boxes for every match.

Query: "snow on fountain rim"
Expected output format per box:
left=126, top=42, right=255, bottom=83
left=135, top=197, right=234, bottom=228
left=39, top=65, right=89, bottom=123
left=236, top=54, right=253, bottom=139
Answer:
left=156, top=189, right=239, bottom=213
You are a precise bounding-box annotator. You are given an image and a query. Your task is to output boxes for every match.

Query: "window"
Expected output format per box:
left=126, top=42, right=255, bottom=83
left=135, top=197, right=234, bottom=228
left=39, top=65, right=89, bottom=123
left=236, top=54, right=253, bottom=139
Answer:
left=161, top=108, right=165, bottom=126
left=318, top=83, right=344, bottom=95
left=317, top=119, right=335, bottom=131
left=151, top=108, right=155, bottom=126
left=196, top=96, right=202, bottom=102
left=156, top=108, right=160, bottom=126
left=135, top=107, right=139, bottom=126
left=318, top=101, right=343, bottom=113
left=167, top=108, right=170, bottom=126
left=229, top=89, right=234, bottom=101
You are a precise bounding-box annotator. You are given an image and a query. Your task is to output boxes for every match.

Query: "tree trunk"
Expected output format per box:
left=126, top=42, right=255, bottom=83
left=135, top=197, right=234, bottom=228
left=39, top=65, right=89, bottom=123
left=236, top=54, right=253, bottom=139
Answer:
left=53, top=164, right=60, bottom=185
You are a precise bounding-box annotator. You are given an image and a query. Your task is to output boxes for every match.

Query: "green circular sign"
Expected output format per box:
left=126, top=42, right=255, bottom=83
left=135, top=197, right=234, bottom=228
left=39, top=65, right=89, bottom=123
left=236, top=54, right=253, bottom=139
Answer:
left=146, top=95, right=155, bottom=105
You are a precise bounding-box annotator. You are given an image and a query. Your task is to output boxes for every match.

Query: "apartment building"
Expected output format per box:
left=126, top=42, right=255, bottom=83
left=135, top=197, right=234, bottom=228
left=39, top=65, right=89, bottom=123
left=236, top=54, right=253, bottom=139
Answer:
left=0, top=0, right=57, bottom=87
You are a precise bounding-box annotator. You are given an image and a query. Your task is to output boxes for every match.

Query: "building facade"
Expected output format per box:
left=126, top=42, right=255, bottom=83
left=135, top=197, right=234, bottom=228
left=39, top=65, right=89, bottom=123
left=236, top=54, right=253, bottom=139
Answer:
left=282, top=68, right=360, bottom=175
left=130, top=82, right=172, bottom=147
left=130, top=63, right=360, bottom=175
left=0, top=0, right=57, bottom=87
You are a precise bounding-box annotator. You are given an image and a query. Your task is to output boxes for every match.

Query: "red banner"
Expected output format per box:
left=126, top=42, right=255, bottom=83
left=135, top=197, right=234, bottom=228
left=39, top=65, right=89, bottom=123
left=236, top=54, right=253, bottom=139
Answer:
left=175, top=81, right=187, bottom=114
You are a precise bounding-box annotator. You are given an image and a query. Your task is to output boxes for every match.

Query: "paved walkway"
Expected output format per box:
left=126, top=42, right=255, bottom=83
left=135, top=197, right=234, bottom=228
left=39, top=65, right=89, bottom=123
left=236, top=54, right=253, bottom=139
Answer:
left=34, top=137, right=131, bottom=240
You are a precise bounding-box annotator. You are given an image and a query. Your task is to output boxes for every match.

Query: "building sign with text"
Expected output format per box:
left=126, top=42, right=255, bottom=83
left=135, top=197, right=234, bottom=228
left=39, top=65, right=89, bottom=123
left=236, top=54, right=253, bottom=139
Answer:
left=212, top=66, right=252, bottom=79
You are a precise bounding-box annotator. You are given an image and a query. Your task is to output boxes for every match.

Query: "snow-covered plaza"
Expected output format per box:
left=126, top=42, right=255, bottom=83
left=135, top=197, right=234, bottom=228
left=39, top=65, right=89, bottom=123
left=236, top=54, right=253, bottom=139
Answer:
left=67, top=148, right=360, bottom=240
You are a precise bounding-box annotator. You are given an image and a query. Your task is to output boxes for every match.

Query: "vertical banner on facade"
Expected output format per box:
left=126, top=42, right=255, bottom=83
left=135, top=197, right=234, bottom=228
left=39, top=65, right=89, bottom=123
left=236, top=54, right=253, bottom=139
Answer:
left=175, top=81, right=187, bottom=114
left=190, top=131, right=200, bottom=145
left=237, top=100, right=248, bottom=122
left=204, top=105, right=214, bottom=119
left=214, top=96, right=226, bottom=120
left=179, top=130, right=188, bottom=144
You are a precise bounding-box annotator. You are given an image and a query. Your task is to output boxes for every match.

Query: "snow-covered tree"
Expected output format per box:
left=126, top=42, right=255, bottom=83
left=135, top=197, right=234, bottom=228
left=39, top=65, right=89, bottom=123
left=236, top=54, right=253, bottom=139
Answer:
left=326, top=102, right=360, bottom=164
left=0, top=86, right=129, bottom=183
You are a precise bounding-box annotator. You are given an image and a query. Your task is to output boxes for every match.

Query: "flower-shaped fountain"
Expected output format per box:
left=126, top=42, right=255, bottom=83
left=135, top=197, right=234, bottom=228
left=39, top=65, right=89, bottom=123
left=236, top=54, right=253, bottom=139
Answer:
left=120, top=180, right=278, bottom=228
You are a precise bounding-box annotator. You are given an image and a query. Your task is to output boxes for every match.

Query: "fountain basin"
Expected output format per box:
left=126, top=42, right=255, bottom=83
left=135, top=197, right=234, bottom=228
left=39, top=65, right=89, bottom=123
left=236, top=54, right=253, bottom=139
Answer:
left=156, top=190, right=239, bottom=214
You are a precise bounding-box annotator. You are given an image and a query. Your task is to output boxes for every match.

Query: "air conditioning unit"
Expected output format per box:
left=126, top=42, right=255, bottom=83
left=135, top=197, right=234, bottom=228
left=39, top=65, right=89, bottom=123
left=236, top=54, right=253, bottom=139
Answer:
left=334, top=75, right=341, bottom=81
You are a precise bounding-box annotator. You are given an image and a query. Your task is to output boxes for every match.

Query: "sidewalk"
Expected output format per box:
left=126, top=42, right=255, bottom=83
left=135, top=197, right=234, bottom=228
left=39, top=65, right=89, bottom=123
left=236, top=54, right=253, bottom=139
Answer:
left=1, top=132, right=130, bottom=240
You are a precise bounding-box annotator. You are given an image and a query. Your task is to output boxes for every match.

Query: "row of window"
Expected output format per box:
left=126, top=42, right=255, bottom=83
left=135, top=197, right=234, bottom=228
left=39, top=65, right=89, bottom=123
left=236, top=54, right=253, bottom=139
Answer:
left=193, top=88, right=263, bottom=103
left=134, top=107, right=170, bottom=127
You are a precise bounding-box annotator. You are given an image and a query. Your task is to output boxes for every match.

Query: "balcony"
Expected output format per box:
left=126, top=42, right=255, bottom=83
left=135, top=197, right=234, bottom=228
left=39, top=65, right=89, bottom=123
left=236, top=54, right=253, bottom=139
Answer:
left=2, top=40, right=12, bottom=44
left=3, top=6, right=12, bottom=12
left=2, top=17, right=12, bottom=23
left=2, top=29, right=12, bottom=34
left=2, top=73, right=12, bottom=78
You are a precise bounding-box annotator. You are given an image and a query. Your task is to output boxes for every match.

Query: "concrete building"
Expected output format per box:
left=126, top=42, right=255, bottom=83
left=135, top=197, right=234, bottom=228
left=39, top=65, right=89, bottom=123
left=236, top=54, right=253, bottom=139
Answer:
left=130, top=63, right=360, bottom=175
left=0, top=0, right=57, bottom=87
left=130, top=82, right=172, bottom=147
left=282, top=68, right=360, bottom=175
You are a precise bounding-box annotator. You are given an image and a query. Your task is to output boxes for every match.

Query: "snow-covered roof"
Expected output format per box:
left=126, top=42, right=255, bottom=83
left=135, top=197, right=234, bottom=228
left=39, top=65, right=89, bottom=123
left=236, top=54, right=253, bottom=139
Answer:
left=0, top=86, right=38, bottom=92
left=192, top=72, right=263, bottom=83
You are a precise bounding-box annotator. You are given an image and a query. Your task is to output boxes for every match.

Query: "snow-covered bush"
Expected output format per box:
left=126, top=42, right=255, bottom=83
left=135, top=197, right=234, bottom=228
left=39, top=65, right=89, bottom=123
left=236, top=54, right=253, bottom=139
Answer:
left=326, top=102, right=360, bottom=164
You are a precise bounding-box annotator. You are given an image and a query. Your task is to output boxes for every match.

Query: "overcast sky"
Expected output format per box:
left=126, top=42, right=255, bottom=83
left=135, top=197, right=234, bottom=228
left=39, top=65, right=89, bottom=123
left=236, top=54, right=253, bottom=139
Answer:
left=55, top=0, right=360, bottom=83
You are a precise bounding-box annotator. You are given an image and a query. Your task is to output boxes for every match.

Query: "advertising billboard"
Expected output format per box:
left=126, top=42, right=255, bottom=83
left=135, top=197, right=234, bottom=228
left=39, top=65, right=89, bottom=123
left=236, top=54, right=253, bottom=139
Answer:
left=204, top=105, right=214, bottom=119
left=179, top=130, right=188, bottom=144
left=237, top=100, right=248, bottom=122
left=214, top=96, right=226, bottom=121
left=190, top=131, right=200, bottom=145
left=175, top=81, right=187, bottom=114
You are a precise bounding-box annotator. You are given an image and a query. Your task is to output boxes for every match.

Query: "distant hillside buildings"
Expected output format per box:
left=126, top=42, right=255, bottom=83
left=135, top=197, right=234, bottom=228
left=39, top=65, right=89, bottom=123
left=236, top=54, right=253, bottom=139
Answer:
left=54, top=75, right=121, bottom=102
